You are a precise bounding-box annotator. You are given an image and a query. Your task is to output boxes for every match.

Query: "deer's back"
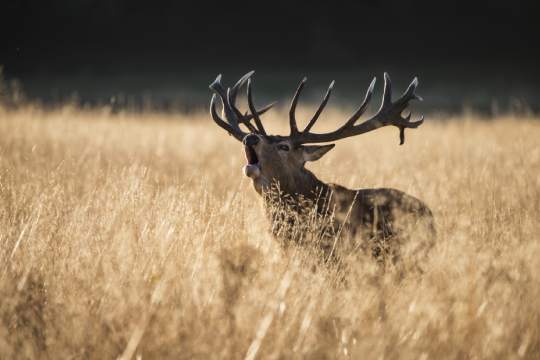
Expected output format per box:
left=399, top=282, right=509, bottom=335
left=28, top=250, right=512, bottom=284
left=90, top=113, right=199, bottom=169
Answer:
left=330, top=184, right=435, bottom=240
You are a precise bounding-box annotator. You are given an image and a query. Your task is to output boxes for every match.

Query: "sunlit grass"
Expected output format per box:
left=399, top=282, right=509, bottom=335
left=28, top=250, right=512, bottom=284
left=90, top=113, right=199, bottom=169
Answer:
left=0, top=104, right=539, bottom=359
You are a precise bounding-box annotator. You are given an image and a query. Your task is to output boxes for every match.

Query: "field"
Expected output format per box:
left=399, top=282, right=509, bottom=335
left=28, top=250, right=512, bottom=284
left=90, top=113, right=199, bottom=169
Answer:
left=0, top=104, right=539, bottom=359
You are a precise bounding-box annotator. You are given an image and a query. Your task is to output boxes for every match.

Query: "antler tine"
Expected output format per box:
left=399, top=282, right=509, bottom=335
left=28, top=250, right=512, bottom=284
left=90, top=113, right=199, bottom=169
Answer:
left=289, top=73, right=424, bottom=146
left=379, top=74, right=424, bottom=144
left=210, top=94, right=245, bottom=141
left=393, top=76, right=423, bottom=110
left=346, top=73, right=424, bottom=145
left=210, top=74, right=250, bottom=133
left=226, top=71, right=259, bottom=133
left=209, top=74, right=249, bottom=141
left=398, top=114, right=424, bottom=145
left=339, top=77, right=377, bottom=129
left=402, top=76, right=423, bottom=101
left=209, top=72, right=278, bottom=140
left=289, top=77, right=307, bottom=136
left=244, top=101, right=276, bottom=121
left=246, top=78, right=267, bottom=135
left=223, top=86, right=244, bottom=131
left=303, top=80, right=335, bottom=133
left=228, top=71, right=277, bottom=134
left=381, top=72, right=393, bottom=108
left=210, top=74, right=237, bottom=126
left=209, top=74, right=225, bottom=94
left=210, top=74, right=234, bottom=119
left=227, top=87, right=258, bottom=133
left=230, top=70, right=255, bottom=102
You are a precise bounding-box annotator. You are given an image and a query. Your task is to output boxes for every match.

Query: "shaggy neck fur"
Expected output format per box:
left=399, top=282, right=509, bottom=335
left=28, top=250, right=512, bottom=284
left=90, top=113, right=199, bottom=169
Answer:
left=256, top=167, right=336, bottom=216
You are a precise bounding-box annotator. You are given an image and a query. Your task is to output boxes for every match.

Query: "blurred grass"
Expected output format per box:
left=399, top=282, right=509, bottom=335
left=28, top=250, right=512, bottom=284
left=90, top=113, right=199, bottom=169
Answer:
left=0, top=104, right=539, bottom=359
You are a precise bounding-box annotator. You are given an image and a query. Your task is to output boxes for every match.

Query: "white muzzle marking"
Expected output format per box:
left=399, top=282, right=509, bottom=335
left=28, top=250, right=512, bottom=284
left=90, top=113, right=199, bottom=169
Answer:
left=243, top=164, right=261, bottom=178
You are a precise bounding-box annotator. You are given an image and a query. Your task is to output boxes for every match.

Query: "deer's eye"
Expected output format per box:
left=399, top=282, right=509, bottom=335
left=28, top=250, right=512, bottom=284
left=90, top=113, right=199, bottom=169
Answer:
left=278, top=144, right=290, bottom=151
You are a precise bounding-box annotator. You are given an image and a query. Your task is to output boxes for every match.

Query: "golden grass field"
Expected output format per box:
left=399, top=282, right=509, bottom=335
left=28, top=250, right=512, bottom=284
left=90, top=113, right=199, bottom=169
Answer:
left=0, top=104, right=539, bottom=359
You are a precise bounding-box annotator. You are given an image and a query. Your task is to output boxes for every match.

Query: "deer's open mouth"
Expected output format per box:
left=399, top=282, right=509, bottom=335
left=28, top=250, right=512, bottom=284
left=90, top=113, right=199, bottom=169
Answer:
left=243, top=145, right=261, bottom=178
left=244, top=145, right=259, bottom=165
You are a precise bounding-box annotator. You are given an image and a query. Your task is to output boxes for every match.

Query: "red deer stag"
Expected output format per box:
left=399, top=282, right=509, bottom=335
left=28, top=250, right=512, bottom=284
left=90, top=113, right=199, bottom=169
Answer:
left=209, top=71, right=435, bottom=264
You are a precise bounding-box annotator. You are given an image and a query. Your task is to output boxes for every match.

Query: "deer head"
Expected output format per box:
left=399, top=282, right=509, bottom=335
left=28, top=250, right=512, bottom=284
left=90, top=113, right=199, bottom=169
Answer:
left=209, top=71, right=423, bottom=196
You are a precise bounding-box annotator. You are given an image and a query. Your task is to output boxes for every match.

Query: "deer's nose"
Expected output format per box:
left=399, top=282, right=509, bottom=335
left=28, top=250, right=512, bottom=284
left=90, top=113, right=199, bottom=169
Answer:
left=243, top=134, right=260, bottom=146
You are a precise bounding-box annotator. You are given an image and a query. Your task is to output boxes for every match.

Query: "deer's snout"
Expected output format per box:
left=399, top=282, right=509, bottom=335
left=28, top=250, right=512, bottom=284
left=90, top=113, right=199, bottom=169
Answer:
left=243, top=134, right=260, bottom=147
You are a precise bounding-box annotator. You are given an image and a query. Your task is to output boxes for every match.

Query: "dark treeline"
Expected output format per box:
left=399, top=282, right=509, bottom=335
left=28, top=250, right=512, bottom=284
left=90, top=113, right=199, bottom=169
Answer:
left=3, top=0, right=539, bottom=74
left=1, top=0, right=539, bottom=111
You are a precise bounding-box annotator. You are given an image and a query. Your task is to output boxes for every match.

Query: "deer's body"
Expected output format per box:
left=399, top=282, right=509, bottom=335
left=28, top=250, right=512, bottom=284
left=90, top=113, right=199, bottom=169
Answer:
left=259, top=166, right=434, bottom=262
left=209, top=71, right=435, bottom=263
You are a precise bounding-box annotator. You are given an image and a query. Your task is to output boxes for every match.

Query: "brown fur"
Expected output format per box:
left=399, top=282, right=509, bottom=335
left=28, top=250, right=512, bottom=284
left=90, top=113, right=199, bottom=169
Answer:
left=209, top=72, right=434, bottom=265
left=245, top=134, right=435, bottom=264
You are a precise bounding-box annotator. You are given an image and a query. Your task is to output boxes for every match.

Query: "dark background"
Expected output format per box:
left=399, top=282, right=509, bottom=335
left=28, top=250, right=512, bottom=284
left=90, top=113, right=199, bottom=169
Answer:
left=1, top=0, right=539, bottom=113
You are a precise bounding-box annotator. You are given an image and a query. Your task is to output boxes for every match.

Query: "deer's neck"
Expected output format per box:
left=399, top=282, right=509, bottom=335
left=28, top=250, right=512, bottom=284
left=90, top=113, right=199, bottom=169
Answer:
left=260, top=169, right=340, bottom=248
left=260, top=168, right=333, bottom=212
left=293, top=168, right=330, bottom=202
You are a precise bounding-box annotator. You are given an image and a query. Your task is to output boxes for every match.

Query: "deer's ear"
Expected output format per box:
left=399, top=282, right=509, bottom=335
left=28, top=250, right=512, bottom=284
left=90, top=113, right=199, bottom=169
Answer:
left=302, top=144, right=335, bottom=162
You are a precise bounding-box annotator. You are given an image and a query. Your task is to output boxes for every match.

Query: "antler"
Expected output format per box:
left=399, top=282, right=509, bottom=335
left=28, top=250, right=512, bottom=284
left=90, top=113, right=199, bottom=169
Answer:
left=288, top=72, right=424, bottom=145
left=209, top=71, right=274, bottom=141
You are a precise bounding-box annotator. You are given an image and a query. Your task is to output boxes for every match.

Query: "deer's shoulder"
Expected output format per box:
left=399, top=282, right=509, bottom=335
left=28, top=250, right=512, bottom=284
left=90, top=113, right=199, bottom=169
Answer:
left=329, top=185, right=429, bottom=213
left=329, top=184, right=404, bottom=204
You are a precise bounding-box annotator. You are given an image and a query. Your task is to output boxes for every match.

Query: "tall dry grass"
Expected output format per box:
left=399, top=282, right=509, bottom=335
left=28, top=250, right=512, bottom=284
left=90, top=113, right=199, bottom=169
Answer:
left=0, top=104, right=539, bottom=359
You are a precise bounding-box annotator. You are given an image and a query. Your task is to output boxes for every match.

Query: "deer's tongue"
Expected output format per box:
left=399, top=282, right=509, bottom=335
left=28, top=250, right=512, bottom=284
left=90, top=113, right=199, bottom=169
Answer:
left=243, top=164, right=260, bottom=178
